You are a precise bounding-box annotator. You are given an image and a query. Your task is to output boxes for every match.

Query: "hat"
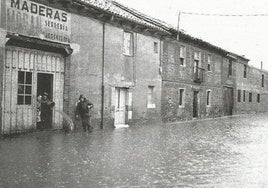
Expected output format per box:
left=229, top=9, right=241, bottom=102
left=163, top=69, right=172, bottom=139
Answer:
left=43, top=92, right=49, bottom=96
left=79, top=94, right=85, bottom=100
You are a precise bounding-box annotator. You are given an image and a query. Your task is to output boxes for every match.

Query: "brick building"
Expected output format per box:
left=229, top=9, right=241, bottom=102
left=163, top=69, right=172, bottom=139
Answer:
left=0, top=0, right=172, bottom=134
left=161, top=33, right=228, bottom=122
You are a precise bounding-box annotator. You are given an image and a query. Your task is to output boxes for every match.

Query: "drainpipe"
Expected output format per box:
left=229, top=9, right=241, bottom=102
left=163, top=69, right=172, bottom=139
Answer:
left=100, top=22, right=105, bottom=129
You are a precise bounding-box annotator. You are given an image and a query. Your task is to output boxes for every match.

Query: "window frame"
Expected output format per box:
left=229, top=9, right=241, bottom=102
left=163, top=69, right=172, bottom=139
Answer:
left=257, top=94, right=260, bottom=103
left=153, top=42, right=158, bottom=54
left=178, top=88, right=185, bottom=108
left=243, top=65, right=247, bottom=78
left=262, top=74, right=264, bottom=87
left=228, top=60, right=233, bottom=76
left=206, top=90, right=212, bottom=107
left=147, top=86, right=156, bottom=109
left=207, top=54, right=212, bottom=72
left=123, top=31, right=134, bottom=56
left=180, top=46, right=186, bottom=67
left=249, top=92, right=252, bottom=103
left=17, top=71, right=33, bottom=105
left=243, top=90, right=246, bottom=102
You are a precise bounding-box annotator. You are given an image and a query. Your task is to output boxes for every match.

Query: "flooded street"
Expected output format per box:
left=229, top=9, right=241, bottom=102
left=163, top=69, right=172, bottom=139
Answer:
left=1, top=114, right=268, bottom=187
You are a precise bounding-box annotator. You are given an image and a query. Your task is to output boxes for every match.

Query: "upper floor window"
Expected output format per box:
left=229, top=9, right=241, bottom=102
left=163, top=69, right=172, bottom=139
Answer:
left=123, top=31, right=133, bottom=56
left=228, top=60, right=233, bottom=76
left=207, top=54, right=212, bottom=72
left=17, top=71, right=32, bottom=105
left=194, top=51, right=201, bottom=61
left=244, top=65, right=247, bottom=78
left=178, top=88, right=185, bottom=107
left=262, top=74, right=265, bottom=87
left=243, top=90, right=246, bottom=102
left=180, top=46, right=186, bottom=66
left=257, top=94, right=260, bottom=103
left=153, top=42, right=158, bottom=54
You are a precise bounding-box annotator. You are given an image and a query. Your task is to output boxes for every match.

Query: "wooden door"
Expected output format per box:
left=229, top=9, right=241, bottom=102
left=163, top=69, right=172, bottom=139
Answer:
left=223, top=87, right=234, bottom=116
left=114, top=88, right=127, bottom=125
left=193, top=91, right=199, bottom=118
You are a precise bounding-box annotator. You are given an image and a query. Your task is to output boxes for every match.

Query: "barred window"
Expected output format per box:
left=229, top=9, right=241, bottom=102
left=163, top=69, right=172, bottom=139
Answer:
left=17, top=71, right=32, bottom=105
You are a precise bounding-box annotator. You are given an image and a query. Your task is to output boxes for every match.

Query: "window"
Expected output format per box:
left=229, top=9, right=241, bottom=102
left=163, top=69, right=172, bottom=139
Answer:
left=257, top=94, right=260, bottom=103
left=194, top=52, right=201, bottom=74
left=243, top=90, right=246, bottom=102
left=147, top=86, right=155, bottom=108
left=194, top=51, right=201, bottom=61
left=228, top=60, right=233, bottom=76
left=123, top=31, right=133, bottom=56
left=243, top=65, right=247, bottom=78
left=237, top=90, right=241, bottom=102
left=153, top=42, right=158, bottom=53
left=17, top=71, right=32, bottom=105
left=178, top=88, right=185, bottom=107
left=262, top=74, right=264, bottom=87
left=180, top=46, right=186, bottom=66
left=206, top=90, right=211, bottom=106
left=207, top=54, right=212, bottom=72
left=249, top=92, right=252, bottom=102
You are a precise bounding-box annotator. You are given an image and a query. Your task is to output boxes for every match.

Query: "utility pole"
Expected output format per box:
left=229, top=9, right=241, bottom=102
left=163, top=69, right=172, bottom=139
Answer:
left=177, top=11, right=181, bottom=41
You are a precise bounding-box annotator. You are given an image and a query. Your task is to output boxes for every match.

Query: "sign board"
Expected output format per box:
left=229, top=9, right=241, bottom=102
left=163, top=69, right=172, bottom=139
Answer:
left=6, top=0, right=71, bottom=43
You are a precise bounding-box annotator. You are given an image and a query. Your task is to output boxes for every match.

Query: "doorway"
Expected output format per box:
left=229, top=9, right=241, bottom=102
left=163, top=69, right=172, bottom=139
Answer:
left=114, top=88, right=127, bottom=126
left=37, top=73, right=54, bottom=129
left=223, top=87, right=234, bottom=116
left=193, top=91, right=199, bottom=118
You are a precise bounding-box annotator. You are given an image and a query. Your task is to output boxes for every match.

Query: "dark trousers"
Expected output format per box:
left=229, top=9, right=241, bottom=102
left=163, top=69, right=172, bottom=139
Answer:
left=82, top=116, right=92, bottom=132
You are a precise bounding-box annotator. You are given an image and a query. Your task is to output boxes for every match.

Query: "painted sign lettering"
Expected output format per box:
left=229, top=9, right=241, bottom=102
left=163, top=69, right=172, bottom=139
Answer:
left=7, top=0, right=71, bottom=43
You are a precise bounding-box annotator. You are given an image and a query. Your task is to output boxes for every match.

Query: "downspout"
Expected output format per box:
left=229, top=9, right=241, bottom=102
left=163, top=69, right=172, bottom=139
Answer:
left=100, top=22, right=105, bottom=129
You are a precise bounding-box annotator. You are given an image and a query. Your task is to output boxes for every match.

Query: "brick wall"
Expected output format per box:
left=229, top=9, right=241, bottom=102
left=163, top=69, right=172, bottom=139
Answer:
left=162, top=38, right=223, bottom=122
left=236, top=61, right=268, bottom=114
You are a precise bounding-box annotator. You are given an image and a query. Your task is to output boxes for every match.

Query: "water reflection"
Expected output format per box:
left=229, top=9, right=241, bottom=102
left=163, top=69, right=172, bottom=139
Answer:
left=1, top=114, right=268, bottom=187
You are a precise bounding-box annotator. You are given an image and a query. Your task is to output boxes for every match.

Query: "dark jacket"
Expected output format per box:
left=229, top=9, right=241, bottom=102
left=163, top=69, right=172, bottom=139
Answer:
left=76, top=99, right=93, bottom=118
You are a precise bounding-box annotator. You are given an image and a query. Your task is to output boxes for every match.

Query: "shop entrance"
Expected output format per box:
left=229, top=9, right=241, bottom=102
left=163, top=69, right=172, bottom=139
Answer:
left=37, top=73, right=54, bottom=129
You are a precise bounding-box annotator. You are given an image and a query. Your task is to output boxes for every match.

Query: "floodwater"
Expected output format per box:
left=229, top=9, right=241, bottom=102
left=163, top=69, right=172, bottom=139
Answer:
left=1, top=114, right=268, bottom=188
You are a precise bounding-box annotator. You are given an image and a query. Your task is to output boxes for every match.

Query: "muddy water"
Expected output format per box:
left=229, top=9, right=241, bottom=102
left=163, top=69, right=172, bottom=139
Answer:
left=1, top=114, right=268, bottom=187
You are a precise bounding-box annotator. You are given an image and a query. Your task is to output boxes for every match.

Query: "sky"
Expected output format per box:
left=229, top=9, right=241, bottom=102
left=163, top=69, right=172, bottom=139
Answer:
left=117, top=0, right=268, bottom=70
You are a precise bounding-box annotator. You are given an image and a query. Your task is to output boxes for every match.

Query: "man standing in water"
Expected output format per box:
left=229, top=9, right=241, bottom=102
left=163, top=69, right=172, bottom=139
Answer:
left=41, top=92, right=55, bottom=129
left=75, top=95, right=94, bottom=132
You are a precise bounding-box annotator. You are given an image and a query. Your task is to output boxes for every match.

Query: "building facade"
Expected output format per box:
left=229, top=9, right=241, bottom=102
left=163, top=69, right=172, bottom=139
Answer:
left=161, top=34, right=226, bottom=122
left=1, top=0, right=268, bottom=135
left=0, top=0, right=170, bottom=134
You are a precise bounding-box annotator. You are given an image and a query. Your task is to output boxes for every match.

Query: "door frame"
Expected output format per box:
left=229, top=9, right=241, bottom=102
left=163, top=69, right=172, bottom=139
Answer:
left=193, top=90, right=199, bottom=118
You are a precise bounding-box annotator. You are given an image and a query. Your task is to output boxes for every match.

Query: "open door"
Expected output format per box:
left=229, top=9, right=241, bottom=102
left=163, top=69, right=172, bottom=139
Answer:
left=37, top=73, right=53, bottom=129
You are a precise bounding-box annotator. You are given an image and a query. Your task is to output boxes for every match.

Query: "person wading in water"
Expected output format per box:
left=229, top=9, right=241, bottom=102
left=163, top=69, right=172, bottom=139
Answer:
left=40, top=92, right=55, bottom=129
left=75, top=95, right=94, bottom=132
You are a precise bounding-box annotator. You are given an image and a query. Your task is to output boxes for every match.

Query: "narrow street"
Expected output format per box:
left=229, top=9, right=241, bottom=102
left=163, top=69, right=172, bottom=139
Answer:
left=1, top=114, right=268, bottom=187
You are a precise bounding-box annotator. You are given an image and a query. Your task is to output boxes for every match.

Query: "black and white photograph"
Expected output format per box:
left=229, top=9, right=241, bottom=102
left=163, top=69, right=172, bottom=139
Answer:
left=1, top=0, right=268, bottom=187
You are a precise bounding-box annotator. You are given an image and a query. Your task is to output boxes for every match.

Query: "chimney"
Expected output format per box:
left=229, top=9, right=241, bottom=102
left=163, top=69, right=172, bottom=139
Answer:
left=261, top=61, right=263, bottom=70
